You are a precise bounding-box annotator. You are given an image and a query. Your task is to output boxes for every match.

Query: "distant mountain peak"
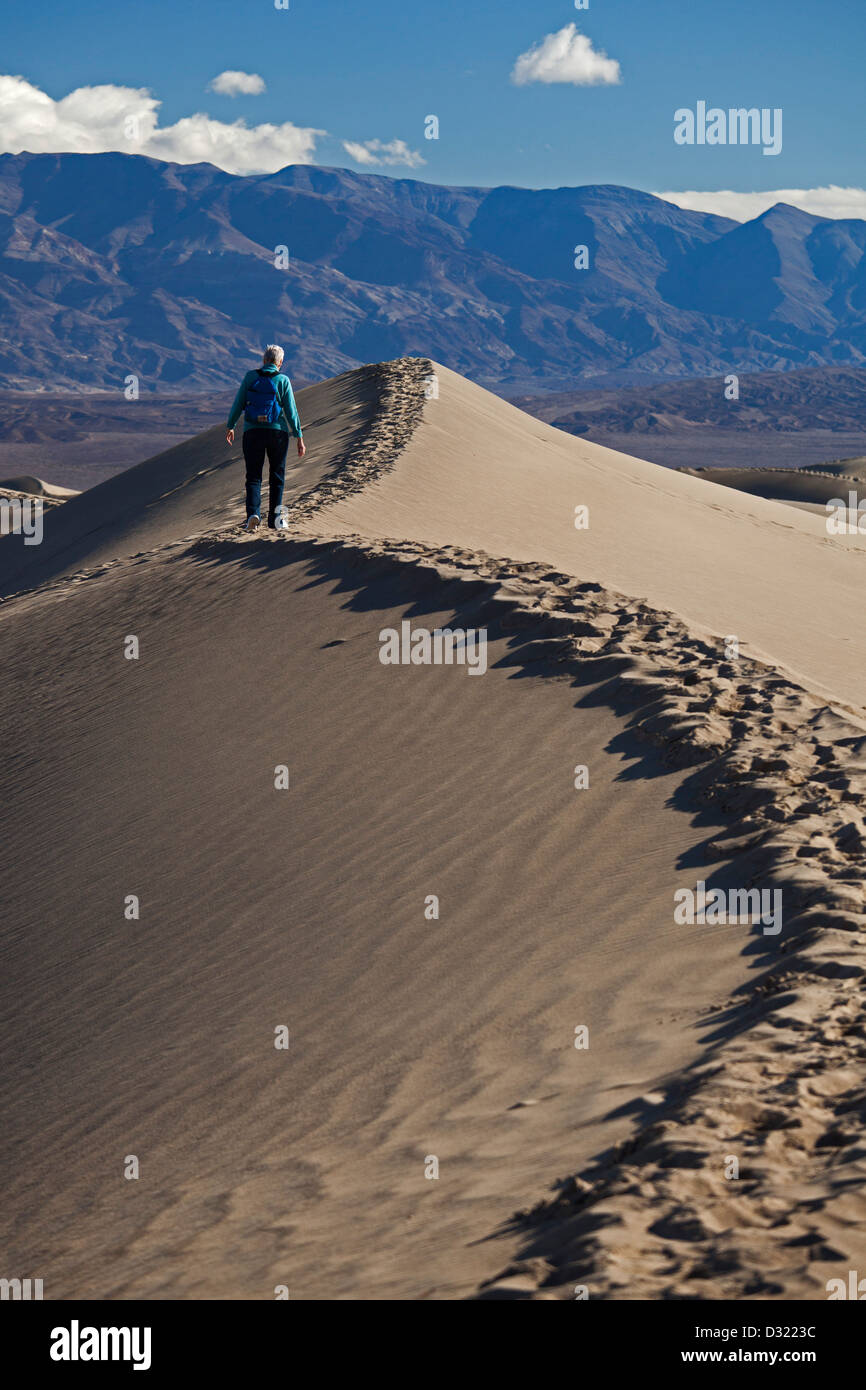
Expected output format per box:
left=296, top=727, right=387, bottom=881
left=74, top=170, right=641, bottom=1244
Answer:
left=753, top=200, right=829, bottom=228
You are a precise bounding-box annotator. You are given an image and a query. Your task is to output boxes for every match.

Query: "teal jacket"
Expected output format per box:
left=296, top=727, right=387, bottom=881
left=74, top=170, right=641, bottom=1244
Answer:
left=227, top=364, right=303, bottom=437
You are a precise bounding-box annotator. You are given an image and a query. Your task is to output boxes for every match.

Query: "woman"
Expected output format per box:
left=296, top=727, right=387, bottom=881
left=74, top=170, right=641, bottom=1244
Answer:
left=225, top=344, right=306, bottom=532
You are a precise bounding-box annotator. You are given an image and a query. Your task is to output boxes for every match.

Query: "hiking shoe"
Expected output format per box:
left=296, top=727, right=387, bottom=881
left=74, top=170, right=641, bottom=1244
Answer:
left=245, top=514, right=261, bottom=533
left=274, top=513, right=289, bottom=533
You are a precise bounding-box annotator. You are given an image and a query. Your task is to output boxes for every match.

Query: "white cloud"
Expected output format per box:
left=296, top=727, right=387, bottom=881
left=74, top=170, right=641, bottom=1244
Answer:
left=0, top=74, right=322, bottom=175
left=655, top=186, right=866, bottom=223
left=342, top=138, right=425, bottom=169
left=207, top=71, right=266, bottom=97
left=511, top=24, right=621, bottom=87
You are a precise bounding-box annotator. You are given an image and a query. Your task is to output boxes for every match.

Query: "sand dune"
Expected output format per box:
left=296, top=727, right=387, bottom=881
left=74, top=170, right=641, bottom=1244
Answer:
left=0, top=367, right=386, bottom=597
left=2, top=358, right=866, bottom=1300
left=304, top=364, right=866, bottom=709
left=0, top=475, right=80, bottom=500
left=679, top=461, right=866, bottom=509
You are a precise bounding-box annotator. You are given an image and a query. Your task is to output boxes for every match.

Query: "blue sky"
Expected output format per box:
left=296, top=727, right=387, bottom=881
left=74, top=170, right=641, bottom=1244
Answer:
left=2, top=0, right=865, bottom=216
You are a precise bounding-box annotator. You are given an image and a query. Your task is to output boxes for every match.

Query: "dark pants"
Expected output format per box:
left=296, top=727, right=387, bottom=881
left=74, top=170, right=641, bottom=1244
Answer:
left=243, top=428, right=290, bottom=523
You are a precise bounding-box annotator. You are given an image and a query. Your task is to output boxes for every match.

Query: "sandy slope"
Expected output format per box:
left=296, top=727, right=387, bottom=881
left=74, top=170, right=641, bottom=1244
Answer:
left=0, top=366, right=384, bottom=597
left=678, top=463, right=866, bottom=509
left=0, top=475, right=80, bottom=500
left=2, top=358, right=866, bottom=1300
left=0, top=536, right=755, bottom=1300
left=307, top=364, right=866, bottom=709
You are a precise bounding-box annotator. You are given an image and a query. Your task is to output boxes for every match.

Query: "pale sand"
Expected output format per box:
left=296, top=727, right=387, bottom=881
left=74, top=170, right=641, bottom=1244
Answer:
left=1, top=359, right=865, bottom=1300
left=0, top=476, right=80, bottom=500
left=306, top=364, right=866, bottom=709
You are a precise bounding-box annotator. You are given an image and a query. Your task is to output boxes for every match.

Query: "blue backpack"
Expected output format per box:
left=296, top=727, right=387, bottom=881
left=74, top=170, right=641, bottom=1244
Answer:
left=244, top=370, right=282, bottom=425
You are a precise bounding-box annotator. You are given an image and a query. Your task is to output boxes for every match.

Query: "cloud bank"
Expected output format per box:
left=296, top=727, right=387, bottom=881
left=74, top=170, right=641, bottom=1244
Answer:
left=0, top=74, right=321, bottom=175
left=511, top=24, right=621, bottom=87
left=656, top=186, right=866, bottom=223
left=342, top=138, right=425, bottom=169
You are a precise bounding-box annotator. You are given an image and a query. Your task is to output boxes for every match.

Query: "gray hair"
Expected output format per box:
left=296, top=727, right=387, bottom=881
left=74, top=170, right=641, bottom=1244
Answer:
left=263, top=344, right=284, bottom=366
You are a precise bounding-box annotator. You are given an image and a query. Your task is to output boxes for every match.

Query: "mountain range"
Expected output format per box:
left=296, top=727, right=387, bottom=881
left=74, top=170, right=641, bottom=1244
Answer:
left=1, top=151, right=865, bottom=393
left=513, top=364, right=866, bottom=437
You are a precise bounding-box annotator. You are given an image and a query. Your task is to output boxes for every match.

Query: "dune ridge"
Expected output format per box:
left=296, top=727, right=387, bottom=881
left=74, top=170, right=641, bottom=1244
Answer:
left=0, top=529, right=753, bottom=1299
left=296, top=363, right=866, bottom=710
left=250, top=530, right=866, bottom=1300
left=219, top=372, right=866, bottom=1298
left=3, top=357, right=866, bottom=1299
left=0, top=360, right=430, bottom=602
left=678, top=463, right=866, bottom=514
